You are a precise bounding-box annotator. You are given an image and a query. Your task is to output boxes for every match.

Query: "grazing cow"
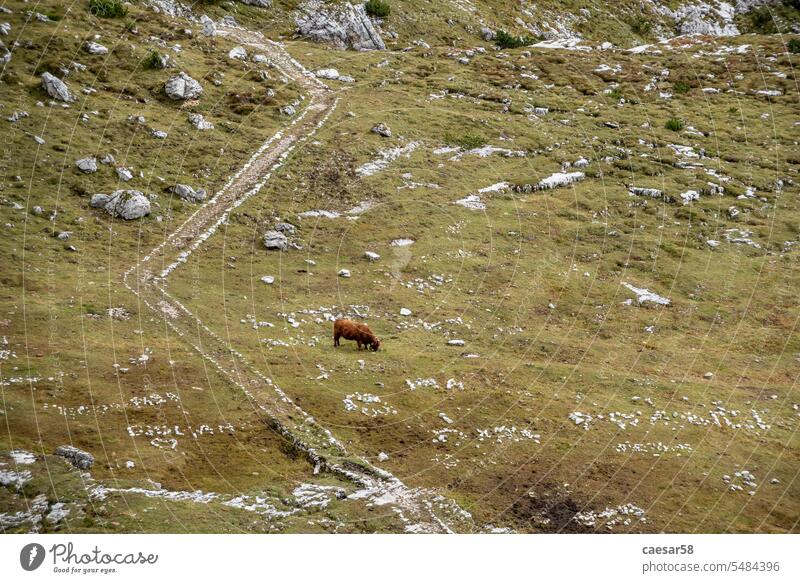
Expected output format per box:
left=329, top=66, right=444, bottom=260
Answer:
left=333, top=319, right=381, bottom=351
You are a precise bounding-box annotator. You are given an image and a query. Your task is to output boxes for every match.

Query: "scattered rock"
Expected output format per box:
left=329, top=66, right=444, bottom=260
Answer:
left=75, top=157, right=97, bottom=174
left=377, top=452, right=389, bottom=462
left=364, top=251, right=380, bottom=261
left=281, top=105, right=296, bottom=116
left=173, top=183, right=206, bottom=203
left=274, top=222, right=296, bottom=235
left=261, top=275, right=275, bottom=285
left=116, top=167, right=133, bottom=182
left=54, top=445, right=94, bottom=469
left=188, top=112, right=214, bottom=130
left=84, top=41, right=108, bottom=55
left=400, top=308, right=412, bottom=317
left=91, top=190, right=151, bottom=220
left=447, top=339, right=466, bottom=346
left=41, top=72, right=75, bottom=102
left=165, top=72, right=203, bottom=100
left=263, top=230, right=289, bottom=251
left=338, top=269, right=351, bottom=278
left=228, top=46, right=248, bottom=60
left=371, top=123, right=392, bottom=137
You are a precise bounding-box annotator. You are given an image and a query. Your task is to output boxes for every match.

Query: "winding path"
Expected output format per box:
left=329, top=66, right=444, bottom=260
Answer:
left=122, top=25, right=474, bottom=533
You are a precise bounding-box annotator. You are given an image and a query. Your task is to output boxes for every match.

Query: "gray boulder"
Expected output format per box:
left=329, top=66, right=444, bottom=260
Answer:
left=91, top=190, right=151, bottom=220
left=41, top=72, right=75, bottom=102
left=174, top=183, right=207, bottom=203
left=371, top=123, right=392, bottom=137
left=0, top=39, right=10, bottom=65
left=296, top=1, right=385, bottom=51
left=55, top=445, right=94, bottom=469
left=263, top=230, right=289, bottom=251
left=165, top=72, right=203, bottom=100
left=84, top=41, right=108, bottom=55
left=274, top=222, right=296, bottom=235
left=76, top=157, right=98, bottom=173
left=238, top=0, right=271, bottom=6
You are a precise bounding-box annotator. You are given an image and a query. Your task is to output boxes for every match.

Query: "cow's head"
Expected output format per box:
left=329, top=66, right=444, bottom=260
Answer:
left=370, top=338, right=381, bottom=352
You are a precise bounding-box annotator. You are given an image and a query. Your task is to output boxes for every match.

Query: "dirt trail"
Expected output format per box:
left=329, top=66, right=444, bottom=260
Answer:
left=122, top=26, right=474, bottom=533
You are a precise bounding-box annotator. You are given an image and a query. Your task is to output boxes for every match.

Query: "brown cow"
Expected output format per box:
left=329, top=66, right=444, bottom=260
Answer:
left=333, top=319, right=381, bottom=351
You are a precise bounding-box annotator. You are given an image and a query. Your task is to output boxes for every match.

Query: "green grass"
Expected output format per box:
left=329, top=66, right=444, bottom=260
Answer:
left=444, top=131, right=487, bottom=149
left=665, top=117, right=685, bottom=131
left=673, top=81, right=691, bottom=94
left=88, top=0, right=128, bottom=18
left=365, top=0, right=391, bottom=18
left=495, top=30, right=537, bottom=49
left=142, top=50, right=166, bottom=70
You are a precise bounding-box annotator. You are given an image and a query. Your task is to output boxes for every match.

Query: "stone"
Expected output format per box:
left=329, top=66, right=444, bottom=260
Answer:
left=200, top=14, right=216, bottom=36
left=296, top=0, right=385, bottom=51
left=54, top=445, right=94, bottom=469
left=400, top=308, right=412, bottom=316
left=315, top=68, right=340, bottom=80
left=84, top=41, right=108, bottom=55
left=377, top=452, right=389, bottom=462
left=238, top=0, right=272, bottom=6
left=0, top=39, right=9, bottom=65
left=447, top=339, right=466, bottom=346
left=228, top=46, right=248, bottom=60
left=281, top=105, right=296, bottom=116
left=188, top=112, right=214, bottom=130
left=116, top=167, right=133, bottom=181
left=338, top=269, right=351, bottom=278
left=274, top=222, right=296, bottom=235
left=261, top=275, right=275, bottom=285
left=91, top=190, right=151, bottom=220
left=165, top=72, right=203, bottom=100
left=263, top=230, right=289, bottom=251
left=174, top=183, right=206, bottom=203
left=371, top=123, right=391, bottom=137
left=41, top=72, right=75, bottom=102
left=76, top=157, right=97, bottom=173
left=481, top=27, right=495, bottom=41
left=364, top=251, right=380, bottom=261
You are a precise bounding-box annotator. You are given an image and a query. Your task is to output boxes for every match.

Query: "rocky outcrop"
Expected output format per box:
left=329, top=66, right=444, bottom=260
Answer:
left=54, top=445, right=94, bottom=469
left=165, top=72, right=203, bottom=100
left=296, top=1, right=385, bottom=50
left=238, top=0, right=272, bottom=6
left=91, top=190, right=151, bottom=220
left=41, top=72, right=75, bottom=102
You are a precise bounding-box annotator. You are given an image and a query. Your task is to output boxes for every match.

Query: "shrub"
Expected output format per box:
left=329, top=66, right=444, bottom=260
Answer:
left=495, top=30, right=536, bottom=49
left=665, top=118, right=684, bottom=132
left=444, top=131, right=486, bottom=150
left=788, top=38, right=800, bottom=54
left=673, top=81, right=691, bottom=94
left=142, top=51, right=166, bottom=70
left=628, top=16, right=652, bottom=37
left=88, top=0, right=128, bottom=18
left=365, top=0, right=391, bottom=18
left=748, top=7, right=775, bottom=33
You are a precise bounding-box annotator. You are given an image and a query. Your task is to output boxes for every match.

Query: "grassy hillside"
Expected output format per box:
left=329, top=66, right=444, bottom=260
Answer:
left=1, top=0, right=798, bottom=533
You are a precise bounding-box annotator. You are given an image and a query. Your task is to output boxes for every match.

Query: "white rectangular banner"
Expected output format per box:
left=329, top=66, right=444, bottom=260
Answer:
left=1, top=534, right=796, bottom=582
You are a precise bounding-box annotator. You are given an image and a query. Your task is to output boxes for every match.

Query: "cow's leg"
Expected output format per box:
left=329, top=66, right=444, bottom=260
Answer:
left=356, top=340, right=362, bottom=350
left=333, top=333, right=340, bottom=347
